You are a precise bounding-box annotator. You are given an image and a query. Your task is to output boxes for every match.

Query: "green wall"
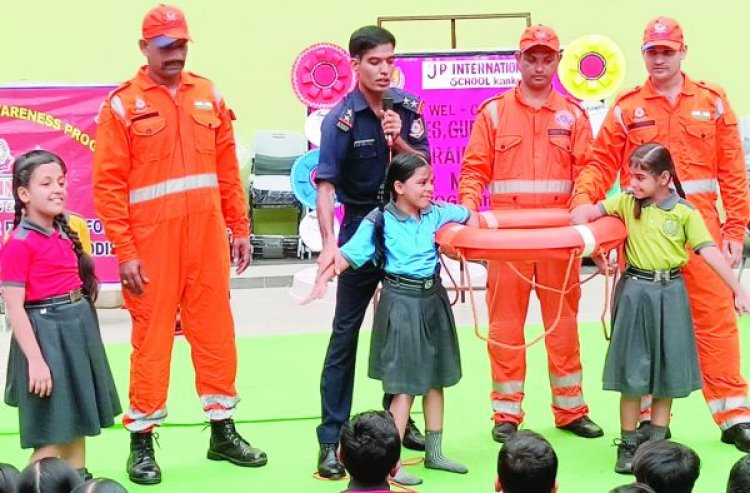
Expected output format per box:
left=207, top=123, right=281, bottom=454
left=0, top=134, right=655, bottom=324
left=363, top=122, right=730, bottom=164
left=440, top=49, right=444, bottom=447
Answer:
left=2, top=1, right=747, bottom=152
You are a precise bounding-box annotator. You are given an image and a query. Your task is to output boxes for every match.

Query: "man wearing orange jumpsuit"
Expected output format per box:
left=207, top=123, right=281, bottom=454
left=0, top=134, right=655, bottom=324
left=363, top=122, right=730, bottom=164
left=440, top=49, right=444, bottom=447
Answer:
left=459, top=25, right=603, bottom=443
left=571, top=17, right=750, bottom=451
left=93, top=5, right=267, bottom=485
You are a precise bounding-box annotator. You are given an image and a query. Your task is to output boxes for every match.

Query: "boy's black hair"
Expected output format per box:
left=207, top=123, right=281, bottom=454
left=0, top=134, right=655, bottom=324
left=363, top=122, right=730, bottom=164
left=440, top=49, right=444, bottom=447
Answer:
left=498, top=430, right=558, bottom=493
left=0, top=463, right=20, bottom=493
left=340, top=410, right=400, bottom=486
left=633, top=440, right=700, bottom=493
left=349, top=26, right=396, bottom=59
left=17, top=457, right=82, bottom=493
left=727, top=454, right=750, bottom=493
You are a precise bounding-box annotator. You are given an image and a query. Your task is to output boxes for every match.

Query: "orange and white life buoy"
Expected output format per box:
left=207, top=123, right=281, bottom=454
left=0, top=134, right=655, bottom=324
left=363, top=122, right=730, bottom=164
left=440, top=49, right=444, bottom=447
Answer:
left=436, top=208, right=625, bottom=349
left=437, top=209, right=626, bottom=262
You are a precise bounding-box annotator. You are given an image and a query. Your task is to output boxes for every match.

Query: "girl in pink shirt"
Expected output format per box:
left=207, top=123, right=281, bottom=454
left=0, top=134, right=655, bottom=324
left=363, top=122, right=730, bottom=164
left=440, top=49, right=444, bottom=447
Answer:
left=2, top=150, right=120, bottom=480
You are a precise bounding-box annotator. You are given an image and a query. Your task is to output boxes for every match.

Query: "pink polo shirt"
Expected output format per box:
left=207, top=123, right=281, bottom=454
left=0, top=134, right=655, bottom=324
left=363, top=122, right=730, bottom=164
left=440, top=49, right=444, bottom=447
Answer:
left=1, top=219, right=82, bottom=302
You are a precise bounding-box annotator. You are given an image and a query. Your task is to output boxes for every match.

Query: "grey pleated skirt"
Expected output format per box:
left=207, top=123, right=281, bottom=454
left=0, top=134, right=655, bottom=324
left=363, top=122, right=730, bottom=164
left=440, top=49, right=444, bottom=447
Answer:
left=603, top=274, right=702, bottom=398
left=4, top=299, right=122, bottom=449
left=368, top=279, right=462, bottom=395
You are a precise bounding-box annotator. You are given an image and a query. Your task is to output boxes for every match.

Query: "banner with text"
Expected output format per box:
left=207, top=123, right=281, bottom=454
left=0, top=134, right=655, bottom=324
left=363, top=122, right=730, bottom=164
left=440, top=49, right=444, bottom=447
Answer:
left=0, top=85, right=118, bottom=282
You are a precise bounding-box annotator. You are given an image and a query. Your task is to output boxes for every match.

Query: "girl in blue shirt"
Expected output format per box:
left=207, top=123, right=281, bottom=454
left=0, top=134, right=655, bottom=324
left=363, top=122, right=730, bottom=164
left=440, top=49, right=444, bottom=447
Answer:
left=306, top=153, right=478, bottom=485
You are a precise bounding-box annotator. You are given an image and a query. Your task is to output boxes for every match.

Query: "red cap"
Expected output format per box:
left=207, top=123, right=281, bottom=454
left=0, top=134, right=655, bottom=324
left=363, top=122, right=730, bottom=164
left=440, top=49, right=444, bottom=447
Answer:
left=519, top=24, right=560, bottom=52
left=642, top=17, right=684, bottom=50
left=142, top=4, right=191, bottom=45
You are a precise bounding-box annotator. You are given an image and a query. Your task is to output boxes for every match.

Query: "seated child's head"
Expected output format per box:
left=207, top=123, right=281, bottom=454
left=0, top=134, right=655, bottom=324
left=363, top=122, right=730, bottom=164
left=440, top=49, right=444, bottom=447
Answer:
left=496, top=430, right=558, bottom=493
left=339, top=410, right=400, bottom=486
left=633, top=440, right=700, bottom=493
left=17, top=457, right=82, bottom=493
left=0, top=463, right=20, bottom=493
left=72, top=478, right=128, bottom=493
left=610, top=483, right=657, bottom=493
left=727, top=454, right=750, bottom=493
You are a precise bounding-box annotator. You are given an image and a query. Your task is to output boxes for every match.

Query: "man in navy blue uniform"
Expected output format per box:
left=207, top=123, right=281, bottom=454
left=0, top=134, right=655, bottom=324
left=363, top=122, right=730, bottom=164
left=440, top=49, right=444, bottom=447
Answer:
left=314, top=25, right=430, bottom=479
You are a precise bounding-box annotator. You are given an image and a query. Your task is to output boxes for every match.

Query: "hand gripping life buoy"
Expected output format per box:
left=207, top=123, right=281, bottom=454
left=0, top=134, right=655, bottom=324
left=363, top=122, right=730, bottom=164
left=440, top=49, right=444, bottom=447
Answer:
left=558, top=34, right=626, bottom=101
left=291, top=43, right=355, bottom=109
left=436, top=208, right=626, bottom=349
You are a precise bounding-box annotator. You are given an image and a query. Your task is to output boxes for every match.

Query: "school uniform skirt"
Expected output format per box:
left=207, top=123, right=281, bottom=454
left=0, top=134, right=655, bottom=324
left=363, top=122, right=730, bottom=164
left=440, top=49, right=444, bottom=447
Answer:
left=4, top=298, right=122, bottom=449
left=369, top=275, right=462, bottom=396
left=603, top=272, right=702, bottom=398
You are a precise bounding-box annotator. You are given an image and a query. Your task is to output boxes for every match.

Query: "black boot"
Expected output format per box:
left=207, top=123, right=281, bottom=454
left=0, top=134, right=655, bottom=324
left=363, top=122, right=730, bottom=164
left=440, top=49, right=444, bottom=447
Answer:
left=317, top=443, right=345, bottom=479
left=207, top=419, right=267, bottom=467
left=126, top=432, right=161, bottom=485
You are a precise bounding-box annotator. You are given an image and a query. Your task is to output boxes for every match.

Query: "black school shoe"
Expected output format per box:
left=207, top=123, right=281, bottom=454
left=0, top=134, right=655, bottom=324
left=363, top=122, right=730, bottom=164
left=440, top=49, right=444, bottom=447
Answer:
left=317, top=443, right=345, bottom=480
left=403, top=419, right=426, bottom=451
left=614, top=439, right=637, bottom=475
left=557, top=416, right=604, bottom=438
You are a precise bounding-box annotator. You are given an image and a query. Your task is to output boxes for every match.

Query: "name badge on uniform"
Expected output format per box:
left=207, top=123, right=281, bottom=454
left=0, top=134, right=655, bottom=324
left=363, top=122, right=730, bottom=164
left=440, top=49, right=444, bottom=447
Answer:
left=353, top=139, right=375, bottom=148
left=194, top=101, right=213, bottom=111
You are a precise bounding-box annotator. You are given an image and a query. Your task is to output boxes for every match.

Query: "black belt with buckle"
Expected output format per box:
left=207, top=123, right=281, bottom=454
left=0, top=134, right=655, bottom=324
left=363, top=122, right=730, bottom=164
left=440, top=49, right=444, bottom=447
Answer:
left=384, top=273, right=438, bottom=291
left=25, top=289, right=83, bottom=308
left=625, top=266, right=682, bottom=282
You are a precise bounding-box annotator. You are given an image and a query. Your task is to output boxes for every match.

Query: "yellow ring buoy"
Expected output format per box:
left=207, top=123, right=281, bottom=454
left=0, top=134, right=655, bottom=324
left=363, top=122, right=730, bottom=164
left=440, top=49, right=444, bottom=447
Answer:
left=558, top=35, right=626, bottom=101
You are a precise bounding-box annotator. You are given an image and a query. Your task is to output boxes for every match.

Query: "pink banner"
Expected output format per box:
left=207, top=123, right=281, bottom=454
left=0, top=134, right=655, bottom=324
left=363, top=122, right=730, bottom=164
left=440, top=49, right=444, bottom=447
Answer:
left=394, top=51, right=570, bottom=209
left=0, top=85, right=119, bottom=282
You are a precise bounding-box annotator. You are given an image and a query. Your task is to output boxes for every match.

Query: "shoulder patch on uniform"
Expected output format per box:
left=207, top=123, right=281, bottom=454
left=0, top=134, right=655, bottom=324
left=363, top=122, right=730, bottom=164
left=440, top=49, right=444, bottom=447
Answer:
left=337, top=108, right=354, bottom=132
left=110, top=95, right=126, bottom=119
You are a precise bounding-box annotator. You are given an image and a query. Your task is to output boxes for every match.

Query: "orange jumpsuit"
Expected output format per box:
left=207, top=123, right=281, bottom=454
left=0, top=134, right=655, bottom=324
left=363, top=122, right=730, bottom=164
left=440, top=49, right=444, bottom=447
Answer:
left=571, top=74, right=750, bottom=430
left=93, top=67, right=249, bottom=432
left=459, top=86, right=593, bottom=427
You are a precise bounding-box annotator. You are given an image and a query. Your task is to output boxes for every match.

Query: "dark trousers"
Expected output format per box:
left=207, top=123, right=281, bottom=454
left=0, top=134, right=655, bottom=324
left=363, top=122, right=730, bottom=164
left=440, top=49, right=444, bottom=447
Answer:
left=317, top=262, right=383, bottom=444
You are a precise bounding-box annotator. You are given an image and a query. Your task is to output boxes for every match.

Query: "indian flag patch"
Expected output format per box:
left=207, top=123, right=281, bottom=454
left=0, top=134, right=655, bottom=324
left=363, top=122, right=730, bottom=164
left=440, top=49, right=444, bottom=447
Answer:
left=194, top=101, right=213, bottom=111
left=691, top=110, right=711, bottom=120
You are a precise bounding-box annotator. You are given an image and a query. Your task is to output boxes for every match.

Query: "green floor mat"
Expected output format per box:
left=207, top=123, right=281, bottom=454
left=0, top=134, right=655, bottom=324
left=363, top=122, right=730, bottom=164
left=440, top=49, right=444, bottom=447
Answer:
left=2, top=320, right=749, bottom=492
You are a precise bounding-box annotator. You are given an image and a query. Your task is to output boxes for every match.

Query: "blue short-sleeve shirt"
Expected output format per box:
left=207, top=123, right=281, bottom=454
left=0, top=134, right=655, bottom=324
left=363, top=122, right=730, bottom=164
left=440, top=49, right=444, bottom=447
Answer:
left=315, top=87, right=429, bottom=207
left=341, top=201, right=470, bottom=278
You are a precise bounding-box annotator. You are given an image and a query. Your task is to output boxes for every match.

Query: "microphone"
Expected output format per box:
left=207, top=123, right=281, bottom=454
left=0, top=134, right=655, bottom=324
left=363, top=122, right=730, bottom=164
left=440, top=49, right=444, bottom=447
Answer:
left=382, top=92, right=395, bottom=148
